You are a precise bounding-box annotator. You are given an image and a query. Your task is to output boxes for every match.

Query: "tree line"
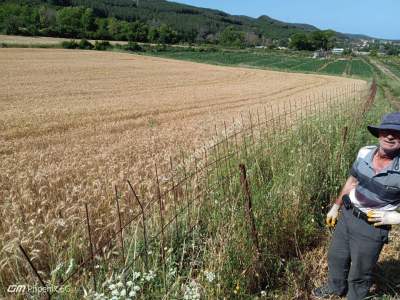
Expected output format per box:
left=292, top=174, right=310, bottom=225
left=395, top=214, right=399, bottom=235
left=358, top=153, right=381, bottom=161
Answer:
left=0, top=1, right=344, bottom=49
left=288, top=30, right=336, bottom=51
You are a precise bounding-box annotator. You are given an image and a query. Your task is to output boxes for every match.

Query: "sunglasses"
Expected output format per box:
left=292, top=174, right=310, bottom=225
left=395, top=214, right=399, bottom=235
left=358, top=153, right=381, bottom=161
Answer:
left=379, top=129, right=400, bottom=138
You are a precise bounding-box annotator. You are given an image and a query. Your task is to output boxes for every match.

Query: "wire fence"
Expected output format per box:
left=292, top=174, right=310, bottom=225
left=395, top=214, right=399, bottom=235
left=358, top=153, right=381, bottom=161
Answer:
left=15, top=81, right=376, bottom=298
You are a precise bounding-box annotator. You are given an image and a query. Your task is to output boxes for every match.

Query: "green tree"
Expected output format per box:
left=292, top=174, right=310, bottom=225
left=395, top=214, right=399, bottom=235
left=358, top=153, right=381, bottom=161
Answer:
left=289, top=33, right=311, bottom=50
left=158, top=24, right=177, bottom=44
left=108, top=17, right=123, bottom=40
left=56, top=7, right=85, bottom=37
left=219, top=26, right=245, bottom=48
left=127, top=21, right=149, bottom=42
left=81, top=8, right=96, bottom=36
left=3, top=15, right=21, bottom=34
left=94, top=18, right=110, bottom=39
left=148, top=27, right=159, bottom=43
left=369, top=49, right=378, bottom=57
left=310, top=30, right=335, bottom=50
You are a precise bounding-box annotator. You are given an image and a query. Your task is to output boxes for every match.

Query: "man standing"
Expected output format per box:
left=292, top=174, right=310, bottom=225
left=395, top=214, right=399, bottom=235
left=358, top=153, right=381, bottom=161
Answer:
left=313, top=112, right=400, bottom=300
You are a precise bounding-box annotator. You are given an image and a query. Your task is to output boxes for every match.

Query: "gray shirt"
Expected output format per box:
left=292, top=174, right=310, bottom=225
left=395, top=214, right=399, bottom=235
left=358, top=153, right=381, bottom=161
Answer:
left=349, top=145, right=400, bottom=212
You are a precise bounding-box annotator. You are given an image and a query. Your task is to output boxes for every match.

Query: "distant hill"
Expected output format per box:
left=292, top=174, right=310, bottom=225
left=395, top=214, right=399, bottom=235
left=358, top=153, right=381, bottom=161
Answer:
left=0, top=0, right=322, bottom=43
left=344, top=33, right=375, bottom=40
left=61, top=0, right=320, bottom=40
left=1, top=0, right=387, bottom=45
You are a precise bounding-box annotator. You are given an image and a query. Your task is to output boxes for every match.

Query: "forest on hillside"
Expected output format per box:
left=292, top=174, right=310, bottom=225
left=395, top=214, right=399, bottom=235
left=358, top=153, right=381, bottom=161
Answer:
left=0, top=0, right=323, bottom=47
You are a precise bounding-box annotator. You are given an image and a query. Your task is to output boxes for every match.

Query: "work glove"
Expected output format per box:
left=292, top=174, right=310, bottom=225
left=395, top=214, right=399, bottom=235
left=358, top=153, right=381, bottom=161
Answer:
left=367, top=210, right=400, bottom=226
left=326, top=204, right=340, bottom=227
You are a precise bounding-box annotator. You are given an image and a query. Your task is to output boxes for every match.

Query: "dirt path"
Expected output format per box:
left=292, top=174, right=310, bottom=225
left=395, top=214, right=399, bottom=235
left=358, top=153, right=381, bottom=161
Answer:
left=370, top=58, right=400, bottom=81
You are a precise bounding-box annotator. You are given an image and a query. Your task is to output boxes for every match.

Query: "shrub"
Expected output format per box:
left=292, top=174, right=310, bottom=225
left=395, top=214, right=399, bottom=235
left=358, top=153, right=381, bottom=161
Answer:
left=61, top=40, right=79, bottom=49
left=94, top=40, right=112, bottom=51
left=124, top=41, right=143, bottom=52
left=78, top=39, right=94, bottom=50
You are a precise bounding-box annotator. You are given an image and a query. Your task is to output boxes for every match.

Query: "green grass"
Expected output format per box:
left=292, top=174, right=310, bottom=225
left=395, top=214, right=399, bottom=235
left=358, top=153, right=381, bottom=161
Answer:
left=152, top=49, right=315, bottom=71
left=349, top=59, right=375, bottom=78
left=381, top=57, right=400, bottom=78
left=41, top=82, right=395, bottom=299
left=147, top=48, right=375, bottom=79
left=319, top=60, right=348, bottom=75
left=289, top=59, right=327, bottom=72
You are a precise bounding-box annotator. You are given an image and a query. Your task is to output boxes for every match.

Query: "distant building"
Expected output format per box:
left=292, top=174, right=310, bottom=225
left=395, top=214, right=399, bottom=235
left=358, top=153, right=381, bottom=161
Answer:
left=332, top=48, right=344, bottom=55
left=313, top=49, right=329, bottom=59
left=354, top=51, right=370, bottom=56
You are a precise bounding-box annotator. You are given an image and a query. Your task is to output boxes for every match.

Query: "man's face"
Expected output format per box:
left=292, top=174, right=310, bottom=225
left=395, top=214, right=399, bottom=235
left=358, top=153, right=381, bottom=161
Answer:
left=378, top=129, right=400, bottom=154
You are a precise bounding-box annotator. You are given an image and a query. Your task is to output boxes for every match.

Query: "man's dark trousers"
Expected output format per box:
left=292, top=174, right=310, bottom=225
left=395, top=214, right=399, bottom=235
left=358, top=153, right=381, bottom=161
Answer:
left=327, top=207, right=390, bottom=300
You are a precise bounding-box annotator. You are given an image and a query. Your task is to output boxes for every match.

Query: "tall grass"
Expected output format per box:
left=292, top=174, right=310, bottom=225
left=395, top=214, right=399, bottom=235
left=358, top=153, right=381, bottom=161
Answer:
left=34, top=83, right=394, bottom=300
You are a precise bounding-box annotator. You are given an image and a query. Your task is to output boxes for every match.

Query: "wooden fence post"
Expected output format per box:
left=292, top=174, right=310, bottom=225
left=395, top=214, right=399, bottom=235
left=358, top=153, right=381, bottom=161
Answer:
left=19, top=244, right=51, bottom=299
left=84, top=203, right=96, bottom=292
left=238, top=164, right=267, bottom=292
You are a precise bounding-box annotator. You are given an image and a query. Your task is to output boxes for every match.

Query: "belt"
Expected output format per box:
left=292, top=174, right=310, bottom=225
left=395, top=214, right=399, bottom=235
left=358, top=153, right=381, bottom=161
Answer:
left=342, top=194, right=373, bottom=224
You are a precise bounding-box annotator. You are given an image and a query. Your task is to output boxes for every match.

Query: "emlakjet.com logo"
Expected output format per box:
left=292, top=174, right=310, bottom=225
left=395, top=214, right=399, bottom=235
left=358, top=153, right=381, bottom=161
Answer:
left=7, top=284, right=68, bottom=295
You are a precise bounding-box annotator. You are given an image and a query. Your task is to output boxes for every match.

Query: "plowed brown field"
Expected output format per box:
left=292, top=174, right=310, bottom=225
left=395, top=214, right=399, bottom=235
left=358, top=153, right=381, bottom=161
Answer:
left=0, top=48, right=366, bottom=283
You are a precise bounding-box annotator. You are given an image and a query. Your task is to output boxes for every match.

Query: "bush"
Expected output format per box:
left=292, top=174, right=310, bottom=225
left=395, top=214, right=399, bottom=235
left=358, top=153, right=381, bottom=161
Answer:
left=61, top=40, right=79, bottom=49
left=94, top=40, right=112, bottom=51
left=151, top=43, right=167, bottom=52
left=124, top=41, right=143, bottom=52
left=79, top=39, right=94, bottom=50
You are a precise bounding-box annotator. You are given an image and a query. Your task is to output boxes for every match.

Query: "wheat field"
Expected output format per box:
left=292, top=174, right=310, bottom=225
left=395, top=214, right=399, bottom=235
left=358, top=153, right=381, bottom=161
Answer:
left=0, top=48, right=366, bottom=288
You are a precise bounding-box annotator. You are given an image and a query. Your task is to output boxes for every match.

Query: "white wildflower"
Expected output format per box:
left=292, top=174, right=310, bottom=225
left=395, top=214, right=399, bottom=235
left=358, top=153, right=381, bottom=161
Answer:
left=133, top=285, right=140, bottom=292
left=120, top=289, right=126, bottom=297
left=129, top=290, right=137, bottom=297
left=117, top=282, right=124, bottom=288
left=126, top=280, right=133, bottom=287
left=93, top=292, right=104, bottom=300
left=109, top=284, right=116, bottom=291
left=132, top=271, right=141, bottom=280
left=183, top=281, right=200, bottom=300
left=261, top=290, right=267, bottom=297
left=144, top=270, right=155, bottom=282
left=111, top=289, right=119, bottom=296
left=204, top=271, right=215, bottom=283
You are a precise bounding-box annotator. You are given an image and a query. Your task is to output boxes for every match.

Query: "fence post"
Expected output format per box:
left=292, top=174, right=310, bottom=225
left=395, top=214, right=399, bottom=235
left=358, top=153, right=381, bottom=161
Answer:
left=155, top=163, right=165, bottom=266
left=127, top=180, right=149, bottom=271
left=114, top=185, right=125, bottom=265
left=19, top=244, right=51, bottom=299
left=238, top=164, right=266, bottom=292
left=84, top=203, right=96, bottom=292
left=170, top=156, right=180, bottom=241
left=239, top=164, right=261, bottom=256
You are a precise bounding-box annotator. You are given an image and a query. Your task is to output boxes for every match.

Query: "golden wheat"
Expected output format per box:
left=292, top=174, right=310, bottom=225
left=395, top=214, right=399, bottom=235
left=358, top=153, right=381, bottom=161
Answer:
left=0, top=48, right=366, bottom=289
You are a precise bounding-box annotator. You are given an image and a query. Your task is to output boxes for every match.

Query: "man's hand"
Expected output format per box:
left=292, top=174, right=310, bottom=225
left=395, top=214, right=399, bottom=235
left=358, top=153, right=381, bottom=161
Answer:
left=367, top=210, right=400, bottom=226
left=326, top=204, right=341, bottom=227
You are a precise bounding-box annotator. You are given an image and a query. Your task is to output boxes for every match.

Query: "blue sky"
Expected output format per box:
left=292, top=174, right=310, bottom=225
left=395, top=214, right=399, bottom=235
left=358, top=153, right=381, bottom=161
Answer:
left=171, top=0, right=399, bottom=40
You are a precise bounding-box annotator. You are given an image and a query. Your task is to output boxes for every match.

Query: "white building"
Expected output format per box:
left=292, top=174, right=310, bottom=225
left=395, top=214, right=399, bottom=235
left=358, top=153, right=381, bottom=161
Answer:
left=332, top=48, right=344, bottom=55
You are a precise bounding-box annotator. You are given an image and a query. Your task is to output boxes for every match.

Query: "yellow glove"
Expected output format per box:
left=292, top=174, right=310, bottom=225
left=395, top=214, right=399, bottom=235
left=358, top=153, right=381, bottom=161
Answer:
left=367, top=210, right=400, bottom=226
left=326, top=204, right=340, bottom=227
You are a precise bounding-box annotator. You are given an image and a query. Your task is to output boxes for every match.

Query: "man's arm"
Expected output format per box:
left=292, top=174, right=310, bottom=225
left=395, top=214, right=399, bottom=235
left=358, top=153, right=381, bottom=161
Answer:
left=326, top=175, right=358, bottom=227
left=334, top=175, right=358, bottom=206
